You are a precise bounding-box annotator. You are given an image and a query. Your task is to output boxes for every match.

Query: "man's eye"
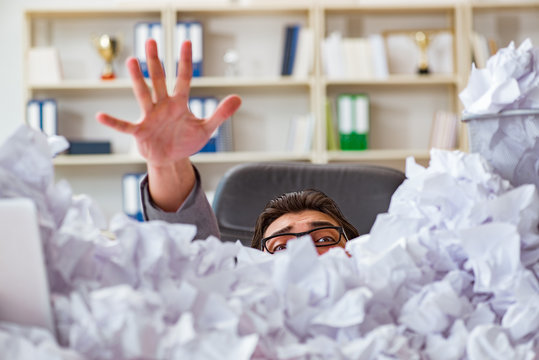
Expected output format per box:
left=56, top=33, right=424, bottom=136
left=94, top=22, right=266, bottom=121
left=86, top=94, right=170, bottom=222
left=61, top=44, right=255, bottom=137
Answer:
left=274, top=244, right=287, bottom=252
left=315, top=236, right=336, bottom=243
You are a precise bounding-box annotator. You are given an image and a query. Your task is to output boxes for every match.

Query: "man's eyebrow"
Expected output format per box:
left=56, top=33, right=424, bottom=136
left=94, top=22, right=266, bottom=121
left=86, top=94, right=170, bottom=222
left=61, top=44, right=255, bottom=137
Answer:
left=268, top=220, right=338, bottom=237
left=309, top=220, right=337, bottom=228
left=267, top=225, right=292, bottom=237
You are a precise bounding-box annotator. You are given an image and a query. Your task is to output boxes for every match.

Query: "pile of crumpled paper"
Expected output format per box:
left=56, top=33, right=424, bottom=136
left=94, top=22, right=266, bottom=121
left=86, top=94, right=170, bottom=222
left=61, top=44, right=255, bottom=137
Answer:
left=1, top=126, right=537, bottom=359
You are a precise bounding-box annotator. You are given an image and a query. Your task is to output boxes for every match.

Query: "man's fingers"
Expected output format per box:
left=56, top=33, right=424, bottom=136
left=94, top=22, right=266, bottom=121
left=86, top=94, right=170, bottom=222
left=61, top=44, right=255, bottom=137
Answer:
left=146, top=39, right=168, bottom=102
left=204, top=95, right=242, bottom=131
left=96, top=112, right=137, bottom=134
left=126, top=57, right=153, bottom=113
left=172, top=40, right=193, bottom=105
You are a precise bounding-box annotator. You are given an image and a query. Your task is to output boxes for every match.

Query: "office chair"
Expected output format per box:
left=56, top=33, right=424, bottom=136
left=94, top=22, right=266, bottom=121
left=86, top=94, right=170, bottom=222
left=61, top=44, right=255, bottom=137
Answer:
left=212, top=162, right=406, bottom=246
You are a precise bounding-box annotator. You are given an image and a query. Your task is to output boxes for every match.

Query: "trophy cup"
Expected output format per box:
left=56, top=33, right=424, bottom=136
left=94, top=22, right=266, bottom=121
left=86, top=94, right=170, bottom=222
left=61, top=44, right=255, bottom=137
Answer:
left=93, top=34, right=119, bottom=80
left=414, top=31, right=431, bottom=75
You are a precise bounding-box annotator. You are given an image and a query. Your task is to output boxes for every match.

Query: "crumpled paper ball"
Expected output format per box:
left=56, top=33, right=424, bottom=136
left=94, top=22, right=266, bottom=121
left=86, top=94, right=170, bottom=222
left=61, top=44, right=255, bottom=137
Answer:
left=459, top=38, right=539, bottom=114
left=0, top=126, right=538, bottom=359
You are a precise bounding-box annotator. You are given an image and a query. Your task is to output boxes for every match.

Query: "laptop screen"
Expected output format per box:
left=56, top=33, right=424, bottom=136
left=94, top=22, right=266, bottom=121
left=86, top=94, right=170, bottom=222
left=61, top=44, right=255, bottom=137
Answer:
left=0, top=197, right=55, bottom=334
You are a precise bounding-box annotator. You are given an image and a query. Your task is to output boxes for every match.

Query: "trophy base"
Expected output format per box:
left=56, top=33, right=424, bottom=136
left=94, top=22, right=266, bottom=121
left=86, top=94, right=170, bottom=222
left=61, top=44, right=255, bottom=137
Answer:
left=101, top=73, right=116, bottom=80
left=417, top=67, right=430, bottom=75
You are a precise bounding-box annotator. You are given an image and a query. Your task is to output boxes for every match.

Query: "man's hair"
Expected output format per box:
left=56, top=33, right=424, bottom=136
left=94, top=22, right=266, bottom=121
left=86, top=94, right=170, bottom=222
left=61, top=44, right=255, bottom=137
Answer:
left=251, top=189, right=359, bottom=250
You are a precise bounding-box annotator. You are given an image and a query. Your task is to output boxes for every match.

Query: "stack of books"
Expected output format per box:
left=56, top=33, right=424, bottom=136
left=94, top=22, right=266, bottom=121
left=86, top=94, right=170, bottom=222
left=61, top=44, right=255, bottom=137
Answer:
left=321, top=33, right=388, bottom=79
left=280, top=25, right=314, bottom=77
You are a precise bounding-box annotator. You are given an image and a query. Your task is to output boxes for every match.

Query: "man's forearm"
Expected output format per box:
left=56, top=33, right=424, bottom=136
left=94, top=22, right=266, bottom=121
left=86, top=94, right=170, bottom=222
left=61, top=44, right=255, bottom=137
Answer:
left=147, top=158, right=195, bottom=212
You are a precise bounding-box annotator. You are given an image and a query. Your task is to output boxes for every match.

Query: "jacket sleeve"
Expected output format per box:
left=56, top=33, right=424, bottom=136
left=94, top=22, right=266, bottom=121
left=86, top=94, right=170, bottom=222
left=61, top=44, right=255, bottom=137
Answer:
left=139, top=166, right=220, bottom=240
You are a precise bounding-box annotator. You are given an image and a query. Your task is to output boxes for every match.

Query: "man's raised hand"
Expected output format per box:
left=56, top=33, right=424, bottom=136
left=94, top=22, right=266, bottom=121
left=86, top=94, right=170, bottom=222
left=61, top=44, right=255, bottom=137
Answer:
left=96, top=39, right=241, bottom=168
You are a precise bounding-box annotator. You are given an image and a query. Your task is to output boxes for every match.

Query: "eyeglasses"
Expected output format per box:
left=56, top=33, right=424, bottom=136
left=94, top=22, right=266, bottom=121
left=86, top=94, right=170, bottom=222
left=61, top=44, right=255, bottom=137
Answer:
left=261, top=226, right=348, bottom=254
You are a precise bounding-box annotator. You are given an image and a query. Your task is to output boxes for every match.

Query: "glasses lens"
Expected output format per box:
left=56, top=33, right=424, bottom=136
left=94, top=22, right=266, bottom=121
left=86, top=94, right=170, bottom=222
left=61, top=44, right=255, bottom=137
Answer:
left=265, top=234, right=295, bottom=253
left=309, top=227, right=341, bottom=247
left=263, top=226, right=342, bottom=253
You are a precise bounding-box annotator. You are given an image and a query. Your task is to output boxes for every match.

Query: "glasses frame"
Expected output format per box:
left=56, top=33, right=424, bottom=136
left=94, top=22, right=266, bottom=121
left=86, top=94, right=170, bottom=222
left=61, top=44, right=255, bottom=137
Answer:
left=261, top=225, right=348, bottom=254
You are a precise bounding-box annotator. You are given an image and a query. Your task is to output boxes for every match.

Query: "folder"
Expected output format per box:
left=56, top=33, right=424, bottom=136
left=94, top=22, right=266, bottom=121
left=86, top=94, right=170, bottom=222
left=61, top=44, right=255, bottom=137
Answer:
left=26, top=100, right=41, bottom=131
left=176, top=21, right=203, bottom=77
left=134, top=22, right=163, bottom=78
left=122, top=173, right=145, bottom=222
left=189, top=97, right=233, bottom=153
left=26, top=99, right=58, bottom=136
left=41, top=99, right=58, bottom=137
left=281, top=25, right=301, bottom=76
left=337, top=94, right=369, bottom=150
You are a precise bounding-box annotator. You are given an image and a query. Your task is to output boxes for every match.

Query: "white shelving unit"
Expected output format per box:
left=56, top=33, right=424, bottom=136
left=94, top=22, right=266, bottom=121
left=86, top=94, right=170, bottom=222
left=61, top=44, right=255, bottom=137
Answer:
left=21, top=1, right=539, bottom=219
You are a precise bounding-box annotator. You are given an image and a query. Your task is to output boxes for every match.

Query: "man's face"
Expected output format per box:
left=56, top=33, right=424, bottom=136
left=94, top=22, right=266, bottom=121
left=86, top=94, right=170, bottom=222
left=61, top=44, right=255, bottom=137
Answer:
left=262, top=210, right=347, bottom=255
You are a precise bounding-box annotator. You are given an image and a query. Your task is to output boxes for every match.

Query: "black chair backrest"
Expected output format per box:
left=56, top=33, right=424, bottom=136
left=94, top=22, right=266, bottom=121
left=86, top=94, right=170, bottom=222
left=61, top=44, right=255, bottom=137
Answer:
left=212, top=162, right=406, bottom=246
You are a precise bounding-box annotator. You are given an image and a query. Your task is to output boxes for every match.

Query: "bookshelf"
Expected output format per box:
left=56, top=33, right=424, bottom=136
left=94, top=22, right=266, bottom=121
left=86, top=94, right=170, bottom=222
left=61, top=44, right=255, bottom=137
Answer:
left=21, top=1, right=539, bottom=219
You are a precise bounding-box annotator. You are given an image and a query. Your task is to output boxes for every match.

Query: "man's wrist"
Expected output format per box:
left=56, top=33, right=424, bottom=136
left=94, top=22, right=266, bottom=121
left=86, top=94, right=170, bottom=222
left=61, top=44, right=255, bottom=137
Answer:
left=147, top=158, right=196, bottom=212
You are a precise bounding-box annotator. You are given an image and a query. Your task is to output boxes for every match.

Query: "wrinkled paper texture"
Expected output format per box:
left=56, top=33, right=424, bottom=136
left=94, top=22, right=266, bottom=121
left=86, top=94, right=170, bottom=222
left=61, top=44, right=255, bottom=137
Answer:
left=1, top=126, right=538, bottom=359
left=459, top=38, right=539, bottom=190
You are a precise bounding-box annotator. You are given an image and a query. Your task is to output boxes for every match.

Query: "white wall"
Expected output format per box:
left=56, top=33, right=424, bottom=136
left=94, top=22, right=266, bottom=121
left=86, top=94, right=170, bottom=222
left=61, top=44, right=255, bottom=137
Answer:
left=0, top=0, right=144, bottom=222
left=0, top=0, right=121, bottom=143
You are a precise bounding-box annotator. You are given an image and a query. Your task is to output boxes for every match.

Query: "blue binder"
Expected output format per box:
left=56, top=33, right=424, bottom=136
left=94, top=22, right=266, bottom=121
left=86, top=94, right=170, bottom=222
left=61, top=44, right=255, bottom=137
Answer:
left=134, top=22, right=164, bottom=78
left=281, top=25, right=301, bottom=76
left=122, top=173, right=145, bottom=222
left=26, top=99, right=58, bottom=136
left=176, top=21, right=203, bottom=77
left=188, top=97, right=233, bottom=153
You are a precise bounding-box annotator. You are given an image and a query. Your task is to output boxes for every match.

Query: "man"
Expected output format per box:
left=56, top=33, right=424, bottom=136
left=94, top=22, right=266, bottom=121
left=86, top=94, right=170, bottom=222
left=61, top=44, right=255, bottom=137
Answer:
left=97, top=39, right=358, bottom=254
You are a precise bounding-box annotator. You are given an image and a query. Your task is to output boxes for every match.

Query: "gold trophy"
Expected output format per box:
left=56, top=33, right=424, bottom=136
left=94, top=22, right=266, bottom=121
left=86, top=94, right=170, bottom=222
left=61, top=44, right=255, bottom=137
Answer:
left=93, top=34, right=119, bottom=80
left=414, top=31, right=431, bottom=75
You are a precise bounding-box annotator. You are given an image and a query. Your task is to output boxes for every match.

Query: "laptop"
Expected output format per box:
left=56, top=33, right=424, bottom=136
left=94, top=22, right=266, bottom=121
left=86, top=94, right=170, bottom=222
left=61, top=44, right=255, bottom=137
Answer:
left=0, top=197, right=55, bottom=335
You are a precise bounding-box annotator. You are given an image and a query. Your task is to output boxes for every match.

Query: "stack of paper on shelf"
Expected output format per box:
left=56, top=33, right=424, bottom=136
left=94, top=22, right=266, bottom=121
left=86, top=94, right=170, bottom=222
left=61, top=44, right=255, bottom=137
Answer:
left=321, top=32, right=388, bottom=79
left=471, top=32, right=492, bottom=69
left=286, top=114, right=314, bottom=153
left=27, top=47, right=62, bottom=84
left=429, top=110, right=458, bottom=150
left=134, top=22, right=164, bottom=78
left=291, top=27, right=314, bottom=78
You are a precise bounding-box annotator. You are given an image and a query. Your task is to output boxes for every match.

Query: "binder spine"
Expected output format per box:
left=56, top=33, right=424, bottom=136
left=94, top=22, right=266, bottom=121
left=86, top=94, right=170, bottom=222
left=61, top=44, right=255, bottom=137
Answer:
left=189, top=96, right=233, bottom=153
left=337, top=94, right=369, bottom=150
left=26, top=99, right=58, bottom=136
left=176, top=21, right=203, bottom=77
left=122, top=173, right=144, bottom=222
left=135, top=22, right=163, bottom=78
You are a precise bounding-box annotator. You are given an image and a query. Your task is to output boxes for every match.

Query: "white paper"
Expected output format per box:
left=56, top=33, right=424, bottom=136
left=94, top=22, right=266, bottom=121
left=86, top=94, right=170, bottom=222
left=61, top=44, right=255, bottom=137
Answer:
left=0, top=126, right=538, bottom=359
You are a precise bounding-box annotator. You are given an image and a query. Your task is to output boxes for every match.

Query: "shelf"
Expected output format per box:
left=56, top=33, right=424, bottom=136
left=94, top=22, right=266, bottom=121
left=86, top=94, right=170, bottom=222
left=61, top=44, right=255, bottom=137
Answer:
left=53, top=151, right=313, bottom=166
left=28, top=77, right=313, bottom=91
left=28, top=79, right=135, bottom=90
left=173, top=3, right=312, bottom=14
left=191, top=76, right=314, bottom=88
left=322, top=3, right=457, bottom=13
left=471, top=1, right=539, bottom=10
left=324, top=74, right=460, bottom=87
left=327, top=149, right=432, bottom=162
left=53, top=153, right=146, bottom=166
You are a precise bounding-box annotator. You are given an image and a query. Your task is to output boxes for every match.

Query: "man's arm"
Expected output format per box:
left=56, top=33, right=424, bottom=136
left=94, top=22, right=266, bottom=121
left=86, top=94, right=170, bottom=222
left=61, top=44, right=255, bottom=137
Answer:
left=140, top=166, right=220, bottom=240
left=96, top=39, right=241, bottom=222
